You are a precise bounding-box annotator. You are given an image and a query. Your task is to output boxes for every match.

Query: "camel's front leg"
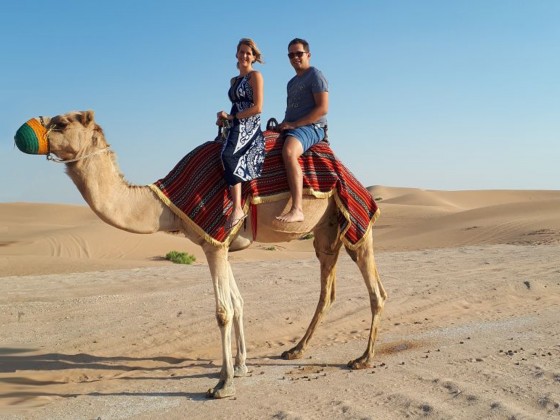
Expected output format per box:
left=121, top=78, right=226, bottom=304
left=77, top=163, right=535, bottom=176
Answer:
left=227, top=263, right=248, bottom=377
left=204, top=245, right=236, bottom=398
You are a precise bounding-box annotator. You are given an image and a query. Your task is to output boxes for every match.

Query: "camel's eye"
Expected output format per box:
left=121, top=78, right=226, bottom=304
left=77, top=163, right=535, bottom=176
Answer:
left=49, top=117, right=69, bottom=131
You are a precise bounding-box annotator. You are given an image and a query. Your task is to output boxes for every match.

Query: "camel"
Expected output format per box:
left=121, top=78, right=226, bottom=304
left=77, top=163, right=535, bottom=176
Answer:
left=14, top=110, right=387, bottom=398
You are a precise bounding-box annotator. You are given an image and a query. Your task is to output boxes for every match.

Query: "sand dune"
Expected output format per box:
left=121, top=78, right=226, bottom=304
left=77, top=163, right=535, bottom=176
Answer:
left=3, top=187, right=559, bottom=276
left=1, top=187, right=559, bottom=419
left=368, top=187, right=560, bottom=251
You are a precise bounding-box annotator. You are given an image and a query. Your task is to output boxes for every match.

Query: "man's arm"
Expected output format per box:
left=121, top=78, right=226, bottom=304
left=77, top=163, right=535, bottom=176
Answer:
left=280, top=91, right=328, bottom=130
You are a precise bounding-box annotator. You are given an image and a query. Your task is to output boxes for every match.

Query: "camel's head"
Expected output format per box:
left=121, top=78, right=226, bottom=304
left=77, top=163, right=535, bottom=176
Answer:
left=14, top=110, right=107, bottom=161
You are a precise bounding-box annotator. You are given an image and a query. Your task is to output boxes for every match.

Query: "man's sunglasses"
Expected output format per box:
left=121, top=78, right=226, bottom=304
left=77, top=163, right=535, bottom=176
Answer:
left=288, top=51, right=307, bottom=59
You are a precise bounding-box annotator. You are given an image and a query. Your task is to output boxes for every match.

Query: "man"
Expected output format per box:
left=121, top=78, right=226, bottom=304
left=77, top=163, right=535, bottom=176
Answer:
left=276, top=38, right=329, bottom=223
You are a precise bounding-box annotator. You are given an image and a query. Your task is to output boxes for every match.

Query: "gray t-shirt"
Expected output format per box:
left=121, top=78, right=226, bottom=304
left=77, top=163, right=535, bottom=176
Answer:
left=284, top=67, right=328, bottom=127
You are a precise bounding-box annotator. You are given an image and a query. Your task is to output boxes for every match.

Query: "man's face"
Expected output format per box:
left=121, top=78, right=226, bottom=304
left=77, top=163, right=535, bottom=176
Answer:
left=288, top=43, right=310, bottom=72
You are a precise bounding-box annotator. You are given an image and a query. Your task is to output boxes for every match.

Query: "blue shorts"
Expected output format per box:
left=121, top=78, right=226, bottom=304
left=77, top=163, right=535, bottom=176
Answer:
left=284, top=124, right=325, bottom=152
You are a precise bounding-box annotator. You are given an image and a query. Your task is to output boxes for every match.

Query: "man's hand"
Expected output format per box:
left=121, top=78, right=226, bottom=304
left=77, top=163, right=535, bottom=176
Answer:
left=278, top=121, right=296, bottom=131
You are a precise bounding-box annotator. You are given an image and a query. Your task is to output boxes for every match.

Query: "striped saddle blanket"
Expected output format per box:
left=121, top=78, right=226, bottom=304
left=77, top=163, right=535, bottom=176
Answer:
left=149, top=131, right=379, bottom=248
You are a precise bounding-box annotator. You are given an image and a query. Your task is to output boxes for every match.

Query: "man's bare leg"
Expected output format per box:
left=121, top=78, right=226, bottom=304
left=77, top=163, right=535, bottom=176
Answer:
left=276, top=136, right=305, bottom=223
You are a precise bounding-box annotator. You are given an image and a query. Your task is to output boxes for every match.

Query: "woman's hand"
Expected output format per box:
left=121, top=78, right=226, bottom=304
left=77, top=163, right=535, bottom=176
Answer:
left=216, top=111, right=230, bottom=126
left=216, top=111, right=233, bottom=127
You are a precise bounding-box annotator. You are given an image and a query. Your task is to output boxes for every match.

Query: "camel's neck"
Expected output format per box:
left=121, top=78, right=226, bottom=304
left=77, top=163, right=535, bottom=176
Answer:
left=65, top=150, right=177, bottom=234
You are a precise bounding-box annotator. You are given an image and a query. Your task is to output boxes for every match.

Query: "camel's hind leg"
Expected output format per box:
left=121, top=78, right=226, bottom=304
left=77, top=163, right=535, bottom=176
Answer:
left=345, top=231, right=387, bottom=369
left=282, top=220, right=342, bottom=360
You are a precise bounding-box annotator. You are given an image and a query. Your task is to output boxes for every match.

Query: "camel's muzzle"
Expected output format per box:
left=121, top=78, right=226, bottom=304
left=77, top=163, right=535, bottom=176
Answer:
left=14, top=117, right=49, bottom=155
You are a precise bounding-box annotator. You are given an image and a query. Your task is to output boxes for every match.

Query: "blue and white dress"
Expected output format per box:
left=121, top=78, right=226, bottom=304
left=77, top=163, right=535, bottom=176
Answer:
left=221, top=71, right=265, bottom=186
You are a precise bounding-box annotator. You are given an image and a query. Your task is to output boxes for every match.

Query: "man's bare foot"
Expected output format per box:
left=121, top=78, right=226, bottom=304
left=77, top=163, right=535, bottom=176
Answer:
left=275, top=208, right=304, bottom=223
left=226, top=208, right=247, bottom=230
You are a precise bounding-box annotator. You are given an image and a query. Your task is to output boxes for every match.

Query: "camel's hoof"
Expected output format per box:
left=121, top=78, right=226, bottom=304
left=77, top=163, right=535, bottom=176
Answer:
left=206, top=382, right=235, bottom=399
left=281, top=347, right=304, bottom=360
left=234, top=364, right=248, bottom=377
left=347, top=358, right=371, bottom=370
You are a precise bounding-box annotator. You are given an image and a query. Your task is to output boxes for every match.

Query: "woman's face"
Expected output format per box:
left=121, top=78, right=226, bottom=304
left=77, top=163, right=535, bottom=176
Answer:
left=237, top=44, right=255, bottom=68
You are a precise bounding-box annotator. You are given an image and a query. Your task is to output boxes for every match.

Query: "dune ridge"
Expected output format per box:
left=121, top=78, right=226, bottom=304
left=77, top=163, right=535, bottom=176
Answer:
left=2, top=187, right=559, bottom=277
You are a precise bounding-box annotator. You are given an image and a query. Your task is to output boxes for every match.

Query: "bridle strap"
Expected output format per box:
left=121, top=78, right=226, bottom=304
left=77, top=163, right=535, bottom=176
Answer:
left=46, top=147, right=110, bottom=164
left=38, top=115, right=110, bottom=163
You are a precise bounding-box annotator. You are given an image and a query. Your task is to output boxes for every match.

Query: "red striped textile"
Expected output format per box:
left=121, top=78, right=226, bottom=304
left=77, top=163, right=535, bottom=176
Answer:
left=150, top=131, right=379, bottom=248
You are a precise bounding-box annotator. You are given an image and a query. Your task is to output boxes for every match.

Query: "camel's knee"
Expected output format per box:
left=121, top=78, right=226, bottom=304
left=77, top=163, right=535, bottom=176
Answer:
left=375, top=295, right=386, bottom=312
left=371, top=287, right=387, bottom=315
left=216, top=306, right=233, bottom=327
left=379, top=284, right=388, bottom=303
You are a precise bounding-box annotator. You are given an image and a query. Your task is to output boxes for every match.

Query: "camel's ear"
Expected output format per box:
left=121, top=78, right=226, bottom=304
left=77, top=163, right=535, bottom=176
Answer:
left=79, top=110, right=95, bottom=127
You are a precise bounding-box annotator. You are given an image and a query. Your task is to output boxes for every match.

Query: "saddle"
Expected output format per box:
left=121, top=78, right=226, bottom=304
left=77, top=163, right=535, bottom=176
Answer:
left=150, top=125, right=378, bottom=248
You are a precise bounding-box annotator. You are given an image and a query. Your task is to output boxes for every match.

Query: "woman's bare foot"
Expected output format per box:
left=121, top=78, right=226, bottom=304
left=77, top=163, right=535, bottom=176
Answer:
left=275, top=208, right=304, bottom=223
left=226, top=208, right=247, bottom=230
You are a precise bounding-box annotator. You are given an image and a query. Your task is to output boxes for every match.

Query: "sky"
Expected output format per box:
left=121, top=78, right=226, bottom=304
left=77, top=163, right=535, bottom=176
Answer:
left=1, top=0, right=559, bottom=204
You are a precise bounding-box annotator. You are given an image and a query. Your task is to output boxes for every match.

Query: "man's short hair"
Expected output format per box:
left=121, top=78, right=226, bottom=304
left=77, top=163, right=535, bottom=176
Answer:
left=288, top=38, right=309, bottom=52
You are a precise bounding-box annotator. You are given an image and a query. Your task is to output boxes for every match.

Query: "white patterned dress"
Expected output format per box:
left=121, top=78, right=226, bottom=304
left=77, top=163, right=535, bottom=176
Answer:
left=221, top=71, right=265, bottom=185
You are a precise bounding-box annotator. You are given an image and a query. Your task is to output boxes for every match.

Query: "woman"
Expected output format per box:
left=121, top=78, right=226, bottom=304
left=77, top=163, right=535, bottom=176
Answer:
left=217, top=38, right=265, bottom=230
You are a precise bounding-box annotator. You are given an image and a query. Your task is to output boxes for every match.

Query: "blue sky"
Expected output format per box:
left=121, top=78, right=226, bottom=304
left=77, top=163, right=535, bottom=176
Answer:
left=1, top=0, right=559, bottom=204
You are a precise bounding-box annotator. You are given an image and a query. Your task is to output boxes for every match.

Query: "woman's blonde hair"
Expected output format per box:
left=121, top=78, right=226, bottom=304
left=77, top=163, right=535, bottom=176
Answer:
left=237, top=38, right=264, bottom=64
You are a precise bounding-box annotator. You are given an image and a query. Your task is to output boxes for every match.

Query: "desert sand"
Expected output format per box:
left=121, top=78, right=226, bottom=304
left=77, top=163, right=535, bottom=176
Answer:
left=1, top=186, right=559, bottom=419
